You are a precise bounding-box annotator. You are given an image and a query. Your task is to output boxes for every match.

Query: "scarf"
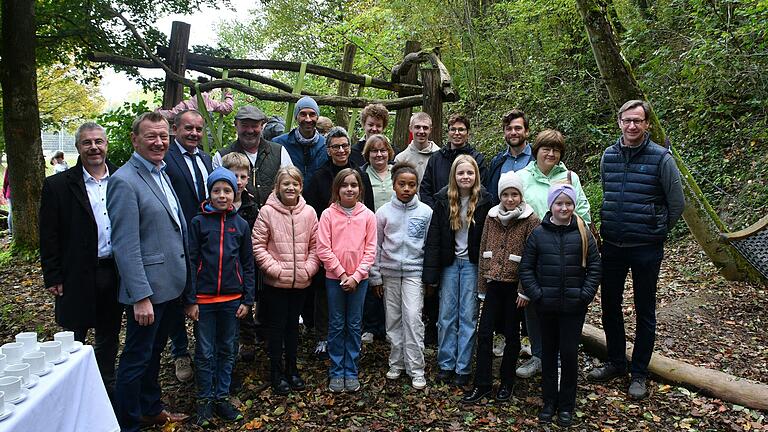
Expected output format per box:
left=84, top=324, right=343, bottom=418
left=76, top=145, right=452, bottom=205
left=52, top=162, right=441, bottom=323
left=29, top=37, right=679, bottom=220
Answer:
left=294, top=127, right=320, bottom=146
left=496, top=204, right=525, bottom=226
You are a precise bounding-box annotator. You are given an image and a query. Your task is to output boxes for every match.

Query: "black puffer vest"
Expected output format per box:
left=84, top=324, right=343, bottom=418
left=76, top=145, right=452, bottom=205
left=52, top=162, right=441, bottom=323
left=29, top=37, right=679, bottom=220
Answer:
left=600, top=136, right=670, bottom=244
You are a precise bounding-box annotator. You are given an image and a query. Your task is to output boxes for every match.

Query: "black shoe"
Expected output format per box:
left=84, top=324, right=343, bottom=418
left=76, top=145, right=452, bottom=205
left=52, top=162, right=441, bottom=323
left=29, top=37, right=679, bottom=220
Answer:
left=214, top=399, right=243, bottom=422
left=557, top=411, right=573, bottom=427
left=270, top=367, right=291, bottom=395
left=538, top=404, right=556, bottom=423
left=495, top=383, right=514, bottom=401
left=436, top=369, right=453, bottom=384
left=287, top=374, right=306, bottom=391
left=587, top=363, right=626, bottom=382
left=461, top=385, right=492, bottom=404
left=628, top=377, right=648, bottom=400
left=195, top=399, right=214, bottom=428
left=453, top=373, right=470, bottom=387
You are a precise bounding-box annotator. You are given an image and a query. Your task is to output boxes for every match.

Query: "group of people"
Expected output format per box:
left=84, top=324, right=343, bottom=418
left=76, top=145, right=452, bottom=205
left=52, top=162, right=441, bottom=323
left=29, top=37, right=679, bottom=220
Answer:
left=38, top=95, right=684, bottom=430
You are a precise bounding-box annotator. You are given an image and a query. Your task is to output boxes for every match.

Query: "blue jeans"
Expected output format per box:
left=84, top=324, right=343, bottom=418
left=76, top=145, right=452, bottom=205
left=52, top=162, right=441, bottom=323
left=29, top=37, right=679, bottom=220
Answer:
left=115, top=300, right=178, bottom=432
left=437, top=257, right=478, bottom=375
left=601, top=242, right=664, bottom=378
left=326, top=278, right=368, bottom=378
left=193, top=300, right=240, bottom=400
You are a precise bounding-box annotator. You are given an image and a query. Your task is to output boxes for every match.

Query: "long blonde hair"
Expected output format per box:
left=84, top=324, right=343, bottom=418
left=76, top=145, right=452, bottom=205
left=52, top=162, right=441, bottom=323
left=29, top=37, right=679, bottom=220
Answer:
left=448, top=155, right=481, bottom=231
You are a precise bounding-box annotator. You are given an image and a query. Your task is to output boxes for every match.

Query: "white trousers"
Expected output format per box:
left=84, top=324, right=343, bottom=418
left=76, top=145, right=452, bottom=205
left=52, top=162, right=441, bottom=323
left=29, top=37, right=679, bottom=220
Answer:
left=384, top=276, right=426, bottom=377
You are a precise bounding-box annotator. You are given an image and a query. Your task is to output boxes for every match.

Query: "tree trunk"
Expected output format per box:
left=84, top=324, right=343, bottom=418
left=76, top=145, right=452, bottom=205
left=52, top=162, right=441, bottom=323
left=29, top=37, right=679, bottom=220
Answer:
left=582, top=324, right=768, bottom=411
left=335, top=44, right=356, bottom=130
left=161, top=21, right=190, bottom=109
left=574, top=0, right=761, bottom=282
left=392, top=41, right=421, bottom=154
left=1, top=0, right=45, bottom=251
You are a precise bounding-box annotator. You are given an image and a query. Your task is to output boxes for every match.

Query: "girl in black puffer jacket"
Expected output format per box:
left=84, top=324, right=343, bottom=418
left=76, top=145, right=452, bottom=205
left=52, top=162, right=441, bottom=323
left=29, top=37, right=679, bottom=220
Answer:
left=520, top=184, right=601, bottom=427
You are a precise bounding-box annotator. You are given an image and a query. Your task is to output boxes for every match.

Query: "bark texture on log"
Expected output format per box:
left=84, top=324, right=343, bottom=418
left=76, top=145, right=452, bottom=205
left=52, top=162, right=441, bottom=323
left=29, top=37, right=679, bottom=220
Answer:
left=335, top=44, right=357, bottom=130
left=582, top=324, right=768, bottom=411
left=162, top=21, right=190, bottom=108
left=1, top=0, right=45, bottom=249
left=421, top=68, right=443, bottom=145
left=392, top=41, right=422, bottom=153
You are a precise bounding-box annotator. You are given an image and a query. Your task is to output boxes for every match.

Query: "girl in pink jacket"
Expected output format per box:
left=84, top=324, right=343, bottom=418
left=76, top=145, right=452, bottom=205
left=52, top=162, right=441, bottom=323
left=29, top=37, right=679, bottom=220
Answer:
left=252, top=166, right=320, bottom=396
left=317, top=168, right=377, bottom=393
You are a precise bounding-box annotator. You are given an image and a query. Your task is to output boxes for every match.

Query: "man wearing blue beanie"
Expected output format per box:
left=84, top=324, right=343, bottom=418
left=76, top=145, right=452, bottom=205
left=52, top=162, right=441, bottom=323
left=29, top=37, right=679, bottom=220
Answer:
left=273, top=96, right=328, bottom=192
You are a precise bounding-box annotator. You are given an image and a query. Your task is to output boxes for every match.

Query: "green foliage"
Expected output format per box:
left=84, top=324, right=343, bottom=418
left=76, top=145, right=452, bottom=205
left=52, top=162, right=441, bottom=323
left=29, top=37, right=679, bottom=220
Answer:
left=96, top=100, right=150, bottom=167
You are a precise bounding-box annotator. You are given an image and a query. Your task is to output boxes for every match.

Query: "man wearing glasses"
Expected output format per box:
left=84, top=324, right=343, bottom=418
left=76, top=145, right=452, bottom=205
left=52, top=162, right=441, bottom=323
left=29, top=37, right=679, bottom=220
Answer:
left=588, top=100, right=684, bottom=400
left=419, top=113, right=486, bottom=208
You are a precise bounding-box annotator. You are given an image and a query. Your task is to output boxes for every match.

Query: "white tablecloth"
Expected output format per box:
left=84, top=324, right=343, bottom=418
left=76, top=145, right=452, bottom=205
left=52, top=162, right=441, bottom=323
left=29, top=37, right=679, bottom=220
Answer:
left=0, top=344, right=119, bottom=432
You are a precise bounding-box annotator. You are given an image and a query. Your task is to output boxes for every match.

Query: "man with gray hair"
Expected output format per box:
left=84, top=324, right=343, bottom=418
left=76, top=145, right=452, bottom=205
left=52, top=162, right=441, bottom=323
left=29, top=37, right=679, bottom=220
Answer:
left=40, top=122, right=122, bottom=399
left=588, top=100, right=684, bottom=400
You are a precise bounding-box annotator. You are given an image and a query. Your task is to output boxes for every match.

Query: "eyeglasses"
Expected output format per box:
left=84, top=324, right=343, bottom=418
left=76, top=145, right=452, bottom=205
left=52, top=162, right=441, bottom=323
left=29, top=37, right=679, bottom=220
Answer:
left=328, top=144, right=351, bottom=151
left=620, top=118, right=647, bottom=126
left=449, top=127, right=467, bottom=133
left=539, top=147, right=561, bottom=155
left=369, top=149, right=388, bottom=155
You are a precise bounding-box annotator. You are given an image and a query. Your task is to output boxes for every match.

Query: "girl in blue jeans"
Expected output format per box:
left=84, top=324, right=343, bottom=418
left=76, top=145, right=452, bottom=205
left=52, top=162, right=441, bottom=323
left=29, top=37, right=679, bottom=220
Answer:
left=423, top=155, right=492, bottom=386
left=317, top=168, right=378, bottom=393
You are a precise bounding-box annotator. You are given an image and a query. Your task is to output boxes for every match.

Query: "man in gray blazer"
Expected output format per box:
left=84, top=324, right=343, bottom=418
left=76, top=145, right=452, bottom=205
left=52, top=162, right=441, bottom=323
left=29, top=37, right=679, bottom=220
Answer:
left=107, top=112, right=191, bottom=431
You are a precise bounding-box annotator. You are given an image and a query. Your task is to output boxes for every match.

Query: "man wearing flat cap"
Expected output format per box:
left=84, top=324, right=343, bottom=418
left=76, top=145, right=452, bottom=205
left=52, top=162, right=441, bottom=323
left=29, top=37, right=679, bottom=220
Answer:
left=213, top=105, right=293, bottom=207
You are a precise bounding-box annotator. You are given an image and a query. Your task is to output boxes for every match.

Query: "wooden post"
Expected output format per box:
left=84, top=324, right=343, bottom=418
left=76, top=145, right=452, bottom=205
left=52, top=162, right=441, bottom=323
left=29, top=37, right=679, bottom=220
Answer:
left=162, top=21, right=191, bottom=108
left=421, top=67, right=443, bottom=145
left=335, top=44, right=357, bottom=130
left=392, top=41, right=421, bottom=154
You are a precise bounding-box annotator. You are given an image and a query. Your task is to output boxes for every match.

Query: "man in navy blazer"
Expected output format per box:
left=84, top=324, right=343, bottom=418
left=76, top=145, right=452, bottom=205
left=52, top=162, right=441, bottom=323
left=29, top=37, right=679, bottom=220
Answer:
left=163, top=109, right=213, bottom=382
left=107, top=112, right=191, bottom=431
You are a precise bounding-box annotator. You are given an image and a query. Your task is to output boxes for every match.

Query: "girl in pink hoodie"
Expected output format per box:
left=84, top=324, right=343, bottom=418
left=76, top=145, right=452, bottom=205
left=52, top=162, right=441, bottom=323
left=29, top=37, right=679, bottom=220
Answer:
left=317, top=168, right=377, bottom=393
left=252, top=166, right=320, bottom=396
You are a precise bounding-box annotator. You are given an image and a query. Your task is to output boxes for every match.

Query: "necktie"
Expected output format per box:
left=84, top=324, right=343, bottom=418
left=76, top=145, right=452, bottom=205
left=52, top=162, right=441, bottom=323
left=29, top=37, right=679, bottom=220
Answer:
left=185, top=151, right=207, bottom=201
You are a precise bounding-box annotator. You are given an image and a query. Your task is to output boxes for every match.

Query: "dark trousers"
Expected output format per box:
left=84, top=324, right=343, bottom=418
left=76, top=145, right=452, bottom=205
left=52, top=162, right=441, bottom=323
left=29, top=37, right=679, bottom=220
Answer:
left=168, top=303, right=189, bottom=358
left=362, top=287, right=386, bottom=337
left=115, top=299, right=178, bottom=432
left=68, top=261, right=123, bottom=395
left=263, top=285, right=306, bottom=370
left=601, top=242, right=664, bottom=378
left=312, top=270, right=329, bottom=340
left=239, top=271, right=264, bottom=346
left=474, top=281, right=523, bottom=387
left=423, top=290, right=439, bottom=344
left=539, top=311, right=585, bottom=412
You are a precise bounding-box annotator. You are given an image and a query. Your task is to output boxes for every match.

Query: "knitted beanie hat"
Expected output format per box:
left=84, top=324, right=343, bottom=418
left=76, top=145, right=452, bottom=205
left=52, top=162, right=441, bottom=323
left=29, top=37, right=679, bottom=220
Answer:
left=497, top=170, right=525, bottom=200
left=206, top=167, right=238, bottom=194
left=547, top=183, right=577, bottom=209
left=293, top=96, right=320, bottom=119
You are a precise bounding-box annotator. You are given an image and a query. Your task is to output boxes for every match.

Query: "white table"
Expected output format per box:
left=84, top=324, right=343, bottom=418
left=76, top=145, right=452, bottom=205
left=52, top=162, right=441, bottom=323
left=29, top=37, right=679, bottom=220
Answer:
left=0, top=344, right=119, bottom=432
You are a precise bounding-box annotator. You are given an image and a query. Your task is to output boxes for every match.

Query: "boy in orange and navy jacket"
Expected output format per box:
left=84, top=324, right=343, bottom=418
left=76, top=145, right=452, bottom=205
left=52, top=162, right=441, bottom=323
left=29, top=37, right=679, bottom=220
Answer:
left=183, top=167, right=255, bottom=427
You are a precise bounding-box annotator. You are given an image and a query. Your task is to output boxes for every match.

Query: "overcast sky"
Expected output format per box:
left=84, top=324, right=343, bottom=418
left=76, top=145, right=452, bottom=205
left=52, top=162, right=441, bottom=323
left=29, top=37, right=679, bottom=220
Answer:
left=99, top=0, right=253, bottom=107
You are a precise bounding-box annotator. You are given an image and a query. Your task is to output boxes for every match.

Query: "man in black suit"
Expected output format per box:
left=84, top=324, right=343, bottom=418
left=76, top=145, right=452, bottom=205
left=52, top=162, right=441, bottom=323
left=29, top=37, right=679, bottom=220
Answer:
left=163, top=109, right=213, bottom=382
left=39, top=122, right=122, bottom=396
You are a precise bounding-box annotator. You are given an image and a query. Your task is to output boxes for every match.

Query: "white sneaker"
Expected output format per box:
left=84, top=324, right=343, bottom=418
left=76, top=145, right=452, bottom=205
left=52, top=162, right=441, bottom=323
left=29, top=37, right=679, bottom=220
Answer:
left=492, top=334, right=506, bottom=357
left=314, top=340, right=328, bottom=355
left=361, top=332, right=374, bottom=343
left=519, top=337, right=532, bottom=357
left=412, top=376, right=427, bottom=389
left=386, top=367, right=402, bottom=380
left=516, top=356, right=542, bottom=378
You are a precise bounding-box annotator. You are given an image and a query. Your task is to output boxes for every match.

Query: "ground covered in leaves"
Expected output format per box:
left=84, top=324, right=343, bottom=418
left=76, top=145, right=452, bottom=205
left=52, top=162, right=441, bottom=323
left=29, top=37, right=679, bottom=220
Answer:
left=0, top=233, right=766, bottom=431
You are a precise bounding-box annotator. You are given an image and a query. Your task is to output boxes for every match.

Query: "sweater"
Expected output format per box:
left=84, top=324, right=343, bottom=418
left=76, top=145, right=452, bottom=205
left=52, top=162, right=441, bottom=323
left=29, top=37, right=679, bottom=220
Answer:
left=317, top=202, right=378, bottom=283
left=251, top=193, right=320, bottom=289
left=477, top=203, right=540, bottom=294
left=393, top=140, right=441, bottom=183
left=369, top=194, right=433, bottom=286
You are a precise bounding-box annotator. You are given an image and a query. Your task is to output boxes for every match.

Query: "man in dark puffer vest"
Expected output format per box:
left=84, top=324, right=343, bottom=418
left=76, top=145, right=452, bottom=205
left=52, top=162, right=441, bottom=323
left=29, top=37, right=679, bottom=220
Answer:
left=587, top=100, right=685, bottom=400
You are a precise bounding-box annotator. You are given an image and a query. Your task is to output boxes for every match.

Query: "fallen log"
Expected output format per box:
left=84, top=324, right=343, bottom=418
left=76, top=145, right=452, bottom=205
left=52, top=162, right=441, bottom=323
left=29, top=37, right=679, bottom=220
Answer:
left=581, top=323, right=768, bottom=411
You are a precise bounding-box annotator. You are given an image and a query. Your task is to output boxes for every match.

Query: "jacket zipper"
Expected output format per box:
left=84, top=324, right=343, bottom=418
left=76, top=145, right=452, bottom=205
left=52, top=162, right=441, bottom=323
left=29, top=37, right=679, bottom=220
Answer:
left=291, top=208, right=297, bottom=289
left=217, top=212, right=225, bottom=296
left=559, top=229, right=566, bottom=311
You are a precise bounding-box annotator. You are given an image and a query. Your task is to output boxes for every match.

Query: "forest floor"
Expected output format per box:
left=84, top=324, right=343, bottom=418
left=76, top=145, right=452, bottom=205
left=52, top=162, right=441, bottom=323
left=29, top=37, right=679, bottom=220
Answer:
left=0, top=232, right=766, bottom=431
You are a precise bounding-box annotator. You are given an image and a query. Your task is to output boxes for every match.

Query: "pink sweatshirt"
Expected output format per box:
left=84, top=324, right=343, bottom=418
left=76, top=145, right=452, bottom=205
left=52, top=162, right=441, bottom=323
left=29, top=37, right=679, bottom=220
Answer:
left=317, top=202, right=377, bottom=283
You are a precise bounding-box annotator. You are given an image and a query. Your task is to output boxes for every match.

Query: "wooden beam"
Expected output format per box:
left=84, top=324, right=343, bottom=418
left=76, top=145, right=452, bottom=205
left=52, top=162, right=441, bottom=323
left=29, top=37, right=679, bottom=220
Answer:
left=421, top=67, right=443, bottom=145
left=335, top=44, right=357, bottom=130
left=162, top=21, right=190, bottom=108
left=157, top=46, right=422, bottom=94
left=392, top=41, right=422, bottom=153
left=392, top=49, right=458, bottom=102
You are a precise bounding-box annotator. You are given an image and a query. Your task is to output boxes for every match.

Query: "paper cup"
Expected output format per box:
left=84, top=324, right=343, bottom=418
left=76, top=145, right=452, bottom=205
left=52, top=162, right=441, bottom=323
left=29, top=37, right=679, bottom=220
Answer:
left=4, top=364, right=30, bottom=385
left=54, top=331, right=75, bottom=352
left=0, top=343, right=24, bottom=365
left=15, top=332, right=38, bottom=353
left=39, top=341, right=62, bottom=363
left=21, top=352, right=46, bottom=374
left=0, top=376, right=22, bottom=400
